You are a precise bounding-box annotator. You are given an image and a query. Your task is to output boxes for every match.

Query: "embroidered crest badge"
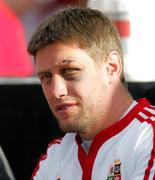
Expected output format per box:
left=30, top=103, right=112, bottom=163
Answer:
left=107, top=159, right=122, bottom=180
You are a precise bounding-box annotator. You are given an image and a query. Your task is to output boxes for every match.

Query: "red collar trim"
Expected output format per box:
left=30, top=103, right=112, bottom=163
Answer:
left=76, top=98, right=150, bottom=180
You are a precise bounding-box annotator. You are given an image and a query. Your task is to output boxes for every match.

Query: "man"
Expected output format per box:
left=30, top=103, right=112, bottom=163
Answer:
left=28, top=8, right=155, bottom=180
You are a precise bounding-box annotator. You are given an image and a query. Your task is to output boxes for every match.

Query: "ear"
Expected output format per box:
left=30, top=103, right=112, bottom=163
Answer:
left=105, top=51, right=123, bottom=83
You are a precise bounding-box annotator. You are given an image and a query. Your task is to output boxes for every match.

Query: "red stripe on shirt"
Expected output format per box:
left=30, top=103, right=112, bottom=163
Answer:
left=153, top=172, right=155, bottom=179
left=136, top=114, right=155, bottom=180
left=141, top=108, right=155, bottom=117
left=148, top=106, right=155, bottom=111
left=77, top=99, right=151, bottom=180
left=144, top=120, right=155, bottom=180
left=31, top=138, right=62, bottom=180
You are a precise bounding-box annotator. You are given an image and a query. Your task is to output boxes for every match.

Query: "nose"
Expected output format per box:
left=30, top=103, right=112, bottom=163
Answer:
left=50, top=76, right=68, bottom=99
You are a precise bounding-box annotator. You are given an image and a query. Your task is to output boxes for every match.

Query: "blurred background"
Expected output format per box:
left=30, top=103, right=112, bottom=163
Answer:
left=0, top=0, right=155, bottom=179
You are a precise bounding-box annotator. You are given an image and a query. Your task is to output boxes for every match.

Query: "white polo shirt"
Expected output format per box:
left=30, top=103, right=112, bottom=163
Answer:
left=31, top=98, right=155, bottom=180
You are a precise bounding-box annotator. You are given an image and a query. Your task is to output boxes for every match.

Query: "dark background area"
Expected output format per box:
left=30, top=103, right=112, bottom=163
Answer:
left=0, top=82, right=155, bottom=180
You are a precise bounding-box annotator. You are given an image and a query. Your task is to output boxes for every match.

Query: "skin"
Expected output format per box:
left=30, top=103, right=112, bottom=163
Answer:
left=35, top=42, right=133, bottom=140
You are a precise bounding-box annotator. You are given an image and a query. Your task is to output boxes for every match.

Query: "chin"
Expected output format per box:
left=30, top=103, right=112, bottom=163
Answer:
left=59, top=123, right=81, bottom=133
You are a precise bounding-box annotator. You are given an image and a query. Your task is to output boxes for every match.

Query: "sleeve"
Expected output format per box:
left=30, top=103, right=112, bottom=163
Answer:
left=131, top=122, right=155, bottom=180
left=31, top=140, right=61, bottom=180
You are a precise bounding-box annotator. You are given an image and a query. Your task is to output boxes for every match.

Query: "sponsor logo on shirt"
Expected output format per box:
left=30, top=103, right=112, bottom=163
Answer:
left=107, top=159, right=122, bottom=180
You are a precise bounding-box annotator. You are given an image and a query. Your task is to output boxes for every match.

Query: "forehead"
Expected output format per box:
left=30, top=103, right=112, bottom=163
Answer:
left=35, top=42, right=96, bottom=71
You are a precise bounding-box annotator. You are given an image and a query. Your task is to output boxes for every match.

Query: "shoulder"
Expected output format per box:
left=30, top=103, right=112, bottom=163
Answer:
left=48, top=133, right=76, bottom=149
left=132, top=100, right=155, bottom=159
left=38, top=133, right=76, bottom=161
left=31, top=133, right=76, bottom=179
left=131, top=102, right=155, bottom=179
left=135, top=100, right=155, bottom=129
left=125, top=99, right=155, bottom=154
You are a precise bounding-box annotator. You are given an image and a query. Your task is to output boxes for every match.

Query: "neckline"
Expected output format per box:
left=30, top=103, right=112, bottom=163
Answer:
left=75, top=98, right=151, bottom=176
left=76, top=98, right=150, bottom=150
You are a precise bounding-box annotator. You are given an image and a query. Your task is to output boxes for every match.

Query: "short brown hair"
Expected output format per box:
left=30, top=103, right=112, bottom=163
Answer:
left=28, top=7, right=125, bottom=82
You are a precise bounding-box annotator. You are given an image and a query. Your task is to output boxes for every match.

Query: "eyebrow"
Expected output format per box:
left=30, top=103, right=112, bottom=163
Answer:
left=56, top=59, right=85, bottom=68
left=36, top=70, right=51, bottom=77
left=55, top=59, right=74, bottom=66
left=36, top=59, right=83, bottom=76
left=36, top=61, right=73, bottom=76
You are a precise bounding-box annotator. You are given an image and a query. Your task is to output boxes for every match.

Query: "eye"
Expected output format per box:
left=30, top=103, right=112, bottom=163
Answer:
left=39, top=73, right=52, bottom=84
left=62, top=68, right=80, bottom=75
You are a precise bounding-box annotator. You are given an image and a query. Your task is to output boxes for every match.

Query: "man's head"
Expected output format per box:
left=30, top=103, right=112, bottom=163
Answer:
left=28, top=8, right=127, bottom=139
left=28, top=7, right=125, bottom=82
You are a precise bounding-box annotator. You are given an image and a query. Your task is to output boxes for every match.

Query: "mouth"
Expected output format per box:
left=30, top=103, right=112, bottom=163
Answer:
left=55, top=102, right=78, bottom=112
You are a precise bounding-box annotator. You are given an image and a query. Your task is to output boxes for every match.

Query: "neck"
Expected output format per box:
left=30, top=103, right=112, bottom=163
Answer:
left=79, top=83, right=133, bottom=140
left=108, top=84, right=133, bottom=125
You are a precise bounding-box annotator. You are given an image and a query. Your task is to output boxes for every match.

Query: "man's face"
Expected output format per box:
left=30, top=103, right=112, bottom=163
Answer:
left=35, top=42, right=111, bottom=137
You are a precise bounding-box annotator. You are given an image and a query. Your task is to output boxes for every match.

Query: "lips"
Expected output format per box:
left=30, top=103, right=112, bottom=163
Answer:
left=55, top=102, right=77, bottom=112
